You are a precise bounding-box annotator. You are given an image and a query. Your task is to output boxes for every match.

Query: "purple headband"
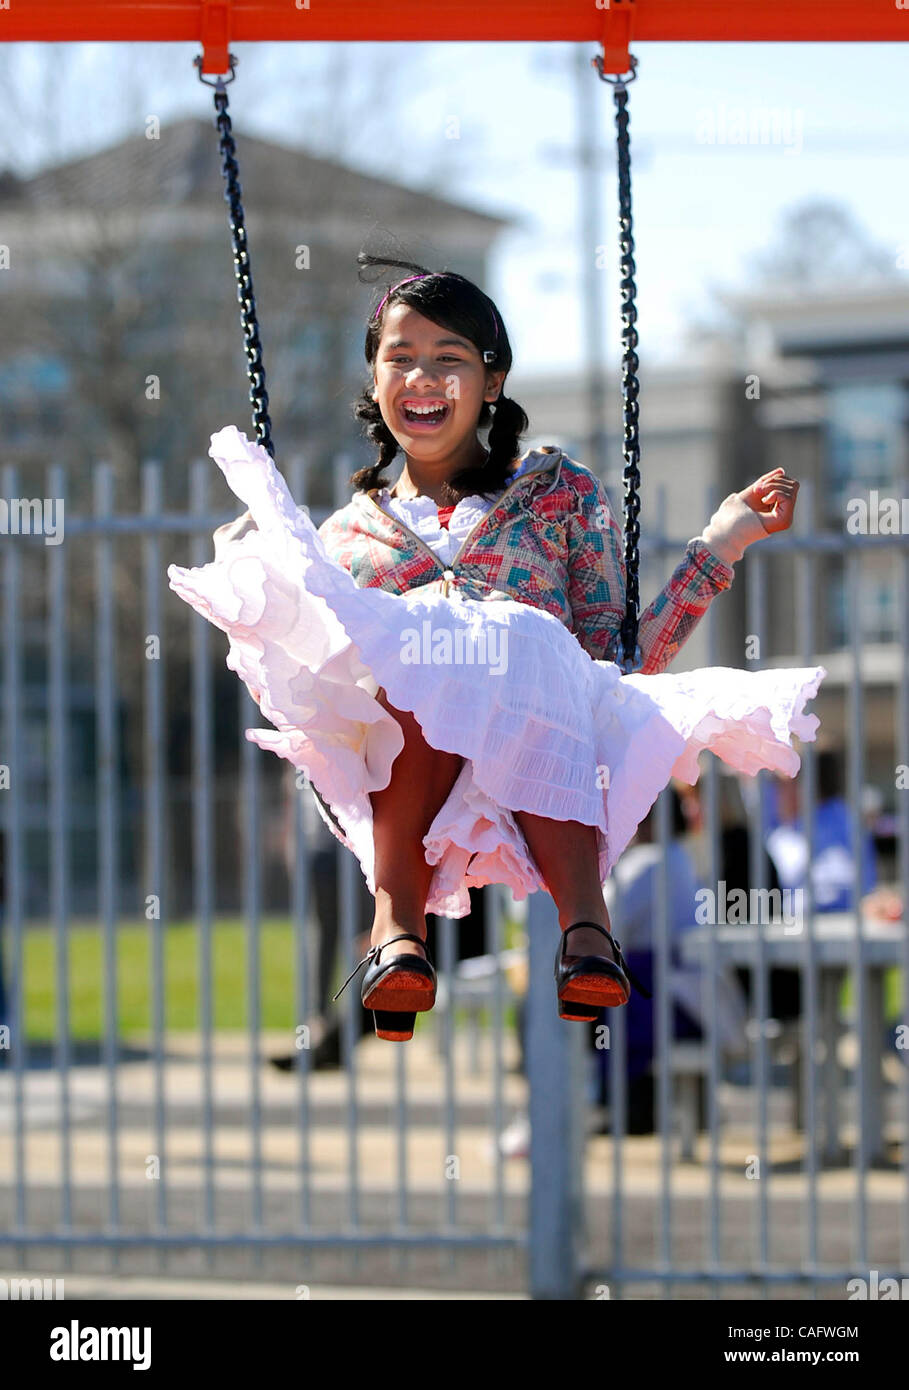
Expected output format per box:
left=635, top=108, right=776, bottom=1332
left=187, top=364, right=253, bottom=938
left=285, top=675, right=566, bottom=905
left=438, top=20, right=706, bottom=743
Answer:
left=373, top=272, right=498, bottom=363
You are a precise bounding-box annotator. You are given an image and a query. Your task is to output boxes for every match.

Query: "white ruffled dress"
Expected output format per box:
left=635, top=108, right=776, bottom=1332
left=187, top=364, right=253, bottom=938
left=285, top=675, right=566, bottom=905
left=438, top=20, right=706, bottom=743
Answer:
left=167, top=427, right=827, bottom=920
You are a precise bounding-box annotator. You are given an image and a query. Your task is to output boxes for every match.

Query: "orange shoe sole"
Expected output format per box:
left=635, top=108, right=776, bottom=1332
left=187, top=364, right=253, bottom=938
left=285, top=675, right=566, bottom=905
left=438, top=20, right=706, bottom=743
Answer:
left=363, top=970, right=436, bottom=1041
left=558, top=971, right=630, bottom=1010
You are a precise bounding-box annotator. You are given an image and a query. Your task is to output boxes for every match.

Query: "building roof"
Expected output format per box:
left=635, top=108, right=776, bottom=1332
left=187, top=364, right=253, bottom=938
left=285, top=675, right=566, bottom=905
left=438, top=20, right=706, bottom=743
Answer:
left=0, top=116, right=513, bottom=238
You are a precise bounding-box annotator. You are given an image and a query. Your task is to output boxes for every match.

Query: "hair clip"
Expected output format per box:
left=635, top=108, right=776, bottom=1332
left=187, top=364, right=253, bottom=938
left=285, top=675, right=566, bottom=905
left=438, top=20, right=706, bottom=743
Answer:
left=483, top=349, right=496, bottom=364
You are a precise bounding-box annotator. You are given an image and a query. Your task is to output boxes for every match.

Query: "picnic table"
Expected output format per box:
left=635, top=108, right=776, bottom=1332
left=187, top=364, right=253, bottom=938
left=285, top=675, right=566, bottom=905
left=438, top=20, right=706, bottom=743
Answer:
left=679, top=912, right=905, bottom=1162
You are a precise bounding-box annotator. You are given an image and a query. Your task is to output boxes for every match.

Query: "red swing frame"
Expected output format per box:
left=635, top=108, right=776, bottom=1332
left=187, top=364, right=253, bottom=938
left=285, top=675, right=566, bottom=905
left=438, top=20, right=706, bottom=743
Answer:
left=2, top=1, right=903, bottom=77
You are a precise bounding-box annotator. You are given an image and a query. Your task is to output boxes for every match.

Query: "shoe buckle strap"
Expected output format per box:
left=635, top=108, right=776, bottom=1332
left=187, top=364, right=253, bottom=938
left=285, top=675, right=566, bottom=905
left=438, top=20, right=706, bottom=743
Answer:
left=612, top=942, right=652, bottom=1000
left=331, top=944, right=379, bottom=1002
left=568, top=924, right=653, bottom=1002
left=593, top=928, right=653, bottom=1001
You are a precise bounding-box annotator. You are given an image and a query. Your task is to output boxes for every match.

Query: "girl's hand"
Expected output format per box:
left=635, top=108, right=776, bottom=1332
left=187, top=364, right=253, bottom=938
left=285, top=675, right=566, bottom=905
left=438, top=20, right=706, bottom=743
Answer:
left=740, top=467, right=800, bottom=537
left=700, top=467, right=799, bottom=566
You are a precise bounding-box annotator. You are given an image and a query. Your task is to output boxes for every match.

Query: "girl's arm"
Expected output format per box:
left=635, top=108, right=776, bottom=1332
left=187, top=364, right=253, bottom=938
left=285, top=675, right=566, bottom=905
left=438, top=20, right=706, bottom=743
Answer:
left=566, top=467, right=798, bottom=675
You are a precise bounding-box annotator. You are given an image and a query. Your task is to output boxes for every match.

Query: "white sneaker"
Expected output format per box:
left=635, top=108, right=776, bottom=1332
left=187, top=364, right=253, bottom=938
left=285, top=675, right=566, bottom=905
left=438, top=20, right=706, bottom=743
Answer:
left=496, top=1113, right=531, bottom=1158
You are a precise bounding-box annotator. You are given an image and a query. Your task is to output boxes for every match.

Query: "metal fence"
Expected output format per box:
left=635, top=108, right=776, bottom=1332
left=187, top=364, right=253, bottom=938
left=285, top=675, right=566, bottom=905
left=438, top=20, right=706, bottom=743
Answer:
left=0, top=458, right=907, bottom=1299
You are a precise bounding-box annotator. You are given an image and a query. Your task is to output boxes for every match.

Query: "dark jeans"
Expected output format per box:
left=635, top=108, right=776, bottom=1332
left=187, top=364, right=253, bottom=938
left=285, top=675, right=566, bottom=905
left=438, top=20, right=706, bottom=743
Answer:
left=308, top=848, right=375, bottom=1014
left=0, top=911, right=6, bottom=1029
left=595, top=947, right=702, bottom=1081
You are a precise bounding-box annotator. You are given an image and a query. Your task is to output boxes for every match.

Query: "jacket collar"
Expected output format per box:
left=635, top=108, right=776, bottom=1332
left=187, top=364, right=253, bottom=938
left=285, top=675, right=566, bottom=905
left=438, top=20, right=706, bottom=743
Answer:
left=354, top=445, right=562, bottom=514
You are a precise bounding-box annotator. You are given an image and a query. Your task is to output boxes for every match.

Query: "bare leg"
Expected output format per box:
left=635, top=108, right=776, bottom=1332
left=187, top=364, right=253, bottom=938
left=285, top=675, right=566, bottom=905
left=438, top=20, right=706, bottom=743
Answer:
left=367, top=687, right=465, bottom=958
left=368, top=691, right=615, bottom=964
left=512, top=810, right=618, bottom=960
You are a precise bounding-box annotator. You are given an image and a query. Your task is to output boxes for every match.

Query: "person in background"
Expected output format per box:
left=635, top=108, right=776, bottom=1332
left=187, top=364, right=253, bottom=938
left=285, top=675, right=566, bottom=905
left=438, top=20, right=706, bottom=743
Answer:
left=590, top=783, right=720, bottom=1133
left=764, top=748, right=878, bottom=913
left=498, top=782, right=737, bottom=1152
left=719, top=770, right=800, bottom=1023
left=0, top=832, right=7, bottom=1051
left=270, top=775, right=374, bottom=1071
left=271, top=771, right=491, bottom=1070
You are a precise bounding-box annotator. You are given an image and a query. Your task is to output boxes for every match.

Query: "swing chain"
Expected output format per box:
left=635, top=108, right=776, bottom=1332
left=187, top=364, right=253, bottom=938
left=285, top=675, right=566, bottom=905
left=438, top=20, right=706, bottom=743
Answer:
left=195, top=53, right=275, bottom=459
left=594, top=52, right=642, bottom=676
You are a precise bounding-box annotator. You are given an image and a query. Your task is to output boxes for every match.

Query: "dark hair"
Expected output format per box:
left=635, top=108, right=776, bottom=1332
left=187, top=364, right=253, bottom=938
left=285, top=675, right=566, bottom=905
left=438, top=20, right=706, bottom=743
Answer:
left=639, top=785, right=688, bottom=839
left=817, top=748, right=843, bottom=801
left=349, top=253, right=529, bottom=503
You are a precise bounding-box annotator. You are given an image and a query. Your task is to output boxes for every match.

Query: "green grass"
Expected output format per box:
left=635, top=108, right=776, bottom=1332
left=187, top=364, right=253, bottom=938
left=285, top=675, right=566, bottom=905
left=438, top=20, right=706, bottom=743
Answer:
left=19, top=917, right=299, bottom=1040
left=841, top=968, right=903, bottom=1022
left=26, top=915, right=892, bottom=1046
left=15, top=916, right=523, bottom=1043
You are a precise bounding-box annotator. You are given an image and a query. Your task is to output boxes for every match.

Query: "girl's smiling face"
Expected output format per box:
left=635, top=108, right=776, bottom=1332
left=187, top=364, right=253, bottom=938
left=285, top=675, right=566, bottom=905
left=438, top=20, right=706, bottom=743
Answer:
left=372, top=303, right=505, bottom=465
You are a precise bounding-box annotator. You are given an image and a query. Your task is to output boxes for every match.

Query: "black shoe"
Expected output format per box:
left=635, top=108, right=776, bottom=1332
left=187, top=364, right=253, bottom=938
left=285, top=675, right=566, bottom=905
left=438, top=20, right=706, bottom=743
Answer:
left=332, top=932, right=436, bottom=1041
left=269, top=1033, right=341, bottom=1071
left=269, top=1004, right=373, bottom=1072
left=554, top=921, right=652, bottom=1021
left=268, top=1024, right=344, bottom=1072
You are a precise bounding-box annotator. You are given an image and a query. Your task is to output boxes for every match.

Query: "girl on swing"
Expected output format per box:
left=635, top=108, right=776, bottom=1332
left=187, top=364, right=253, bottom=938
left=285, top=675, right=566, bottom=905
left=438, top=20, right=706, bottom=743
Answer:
left=169, top=254, right=826, bottom=1041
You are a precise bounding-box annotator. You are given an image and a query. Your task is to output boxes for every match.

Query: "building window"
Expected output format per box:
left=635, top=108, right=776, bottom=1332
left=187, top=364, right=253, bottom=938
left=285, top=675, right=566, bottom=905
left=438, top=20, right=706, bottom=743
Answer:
left=826, top=380, right=907, bottom=521
left=824, top=381, right=906, bottom=649
left=828, top=563, right=899, bottom=646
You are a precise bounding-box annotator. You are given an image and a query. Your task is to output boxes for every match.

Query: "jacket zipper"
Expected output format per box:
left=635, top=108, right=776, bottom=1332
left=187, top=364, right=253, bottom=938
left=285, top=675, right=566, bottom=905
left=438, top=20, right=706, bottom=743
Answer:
left=363, top=455, right=559, bottom=597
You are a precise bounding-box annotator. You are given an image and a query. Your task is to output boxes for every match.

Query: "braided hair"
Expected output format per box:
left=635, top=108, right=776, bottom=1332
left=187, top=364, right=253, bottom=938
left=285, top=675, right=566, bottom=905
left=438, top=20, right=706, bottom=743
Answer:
left=350, top=253, right=529, bottom=503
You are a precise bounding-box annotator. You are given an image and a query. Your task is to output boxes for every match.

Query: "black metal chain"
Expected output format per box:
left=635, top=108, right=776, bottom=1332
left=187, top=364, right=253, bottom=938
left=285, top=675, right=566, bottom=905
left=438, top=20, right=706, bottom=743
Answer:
left=194, top=54, right=275, bottom=459
left=193, top=53, right=356, bottom=842
left=594, top=53, right=641, bottom=675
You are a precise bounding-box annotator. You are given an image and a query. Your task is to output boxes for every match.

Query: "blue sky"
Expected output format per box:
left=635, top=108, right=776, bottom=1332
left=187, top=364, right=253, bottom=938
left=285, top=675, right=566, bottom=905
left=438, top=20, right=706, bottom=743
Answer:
left=3, top=39, right=907, bottom=375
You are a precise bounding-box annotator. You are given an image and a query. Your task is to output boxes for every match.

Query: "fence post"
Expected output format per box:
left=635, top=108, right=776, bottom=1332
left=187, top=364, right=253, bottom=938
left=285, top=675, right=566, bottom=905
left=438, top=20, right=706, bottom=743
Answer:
left=526, top=889, right=585, bottom=1299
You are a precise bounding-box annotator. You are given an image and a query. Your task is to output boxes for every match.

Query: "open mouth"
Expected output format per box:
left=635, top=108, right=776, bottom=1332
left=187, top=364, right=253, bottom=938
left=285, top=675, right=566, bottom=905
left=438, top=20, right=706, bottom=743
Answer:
left=400, top=401, right=450, bottom=429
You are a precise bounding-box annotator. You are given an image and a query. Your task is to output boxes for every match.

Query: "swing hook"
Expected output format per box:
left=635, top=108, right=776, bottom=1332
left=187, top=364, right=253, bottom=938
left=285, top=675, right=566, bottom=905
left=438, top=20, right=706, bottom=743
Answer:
left=592, top=52, right=638, bottom=92
left=194, top=52, right=238, bottom=89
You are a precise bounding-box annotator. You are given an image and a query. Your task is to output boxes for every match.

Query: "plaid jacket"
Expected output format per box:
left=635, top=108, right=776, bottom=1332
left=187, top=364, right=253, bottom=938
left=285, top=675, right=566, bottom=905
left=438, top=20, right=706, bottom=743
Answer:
left=318, top=446, right=736, bottom=676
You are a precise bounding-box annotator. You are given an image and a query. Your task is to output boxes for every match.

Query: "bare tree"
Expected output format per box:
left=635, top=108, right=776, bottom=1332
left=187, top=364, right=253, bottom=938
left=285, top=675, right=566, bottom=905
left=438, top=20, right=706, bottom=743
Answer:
left=749, top=198, right=899, bottom=290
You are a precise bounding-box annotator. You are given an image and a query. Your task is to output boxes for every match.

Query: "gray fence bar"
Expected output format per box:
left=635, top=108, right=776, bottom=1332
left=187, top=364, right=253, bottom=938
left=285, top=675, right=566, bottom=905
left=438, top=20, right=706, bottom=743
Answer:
left=47, top=461, right=73, bottom=1264
left=142, top=462, right=168, bottom=1261
left=292, top=782, right=314, bottom=1234
left=393, top=983, right=409, bottom=1279
left=745, top=545, right=771, bottom=1282
left=488, top=883, right=508, bottom=1279
left=901, top=543, right=909, bottom=1271
left=241, top=688, right=264, bottom=1252
left=440, top=914, right=458, bottom=1245
left=94, top=462, right=121, bottom=1263
left=527, top=889, right=584, bottom=1299
left=609, top=877, right=629, bottom=1299
left=846, top=546, right=869, bottom=1263
left=655, top=783, right=672, bottom=1296
left=796, top=477, right=820, bottom=1289
left=2, top=463, right=27, bottom=1262
left=0, top=1231, right=522, bottom=1250
left=703, top=489, right=723, bottom=1294
left=284, top=454, right=315, bottom=1242
left=190, top=459, right=218, bottom=1270
left=338, top=833, right=361, bottom=1266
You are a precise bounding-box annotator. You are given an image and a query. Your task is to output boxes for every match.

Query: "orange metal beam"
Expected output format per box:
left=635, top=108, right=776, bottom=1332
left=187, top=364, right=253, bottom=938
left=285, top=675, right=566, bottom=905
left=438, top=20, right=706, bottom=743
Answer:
left=1, top=1, right=903, bottom=77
